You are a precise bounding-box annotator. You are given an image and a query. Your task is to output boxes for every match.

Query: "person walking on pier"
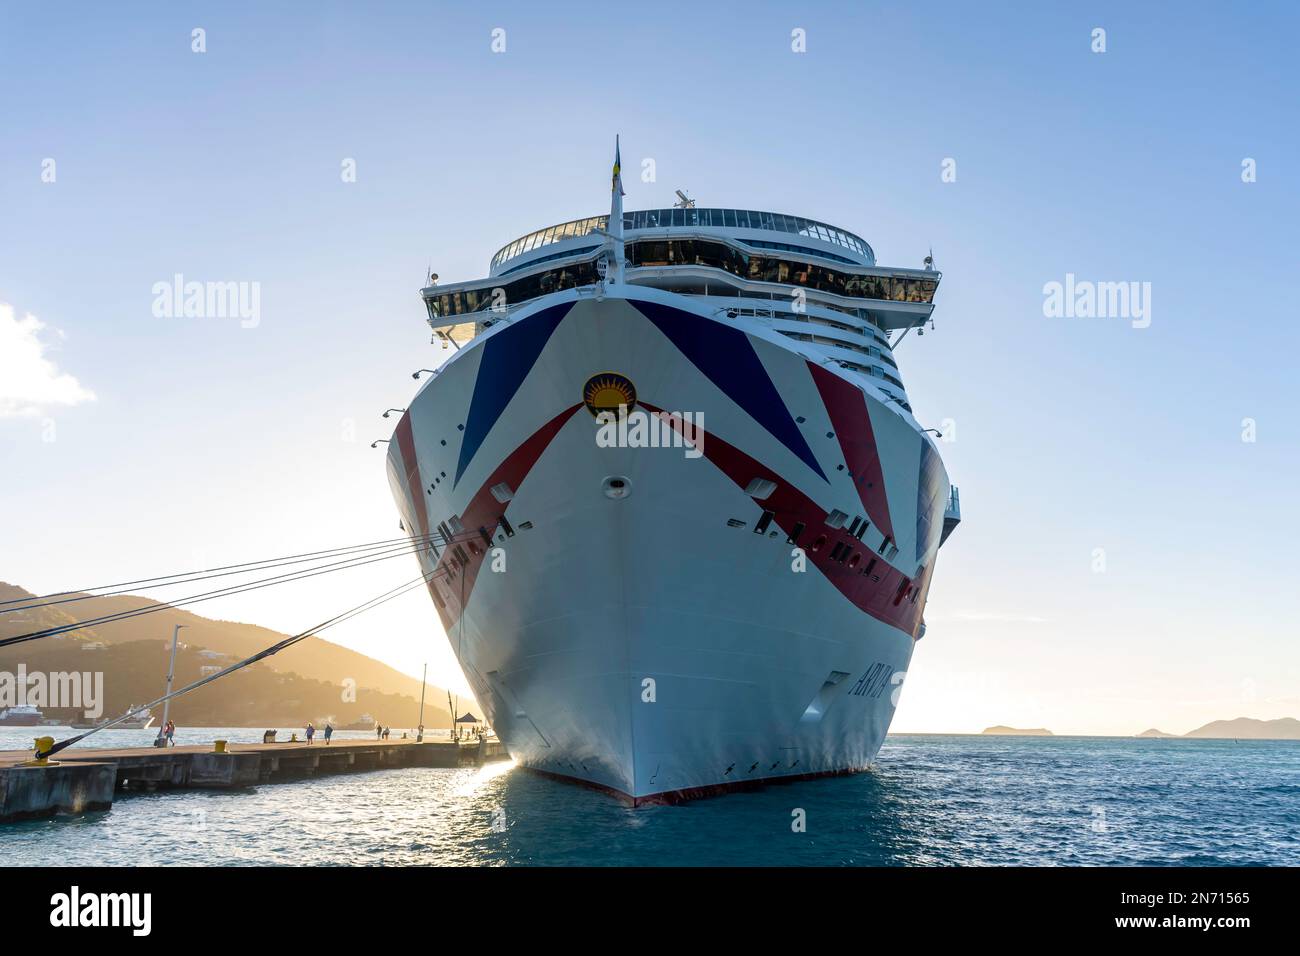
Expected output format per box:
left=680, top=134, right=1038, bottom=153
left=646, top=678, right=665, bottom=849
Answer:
left=305, top=721, right=315, bottom=745
left=323, top=722, right=333, bottom=745
left=376, top=723, right=383, bottom=739
left=164, top=720, right=175, bottom=747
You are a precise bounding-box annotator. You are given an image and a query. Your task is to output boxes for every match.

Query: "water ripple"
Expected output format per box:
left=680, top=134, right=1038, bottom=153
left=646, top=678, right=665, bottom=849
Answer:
left=1, top=735, right=1296, bottom=865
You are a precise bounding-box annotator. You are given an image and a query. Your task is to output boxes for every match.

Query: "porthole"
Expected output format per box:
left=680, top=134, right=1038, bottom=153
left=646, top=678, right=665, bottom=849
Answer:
left=602, top=475, right=632, bottom=500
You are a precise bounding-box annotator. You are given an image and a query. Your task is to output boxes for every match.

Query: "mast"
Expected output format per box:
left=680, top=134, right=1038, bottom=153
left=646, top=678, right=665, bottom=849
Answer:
left=609, top=135, right=625, bottom=284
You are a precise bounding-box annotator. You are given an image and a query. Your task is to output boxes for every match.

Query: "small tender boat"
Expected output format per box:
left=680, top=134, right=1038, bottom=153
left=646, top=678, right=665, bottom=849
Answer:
left=340, top=713, right=378, bottom=731
left=69, top=705, right=155, bottom=730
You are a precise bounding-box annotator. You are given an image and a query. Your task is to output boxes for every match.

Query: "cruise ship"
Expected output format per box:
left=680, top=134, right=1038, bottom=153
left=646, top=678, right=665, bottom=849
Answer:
left=384, top=143, right=960, bottom=803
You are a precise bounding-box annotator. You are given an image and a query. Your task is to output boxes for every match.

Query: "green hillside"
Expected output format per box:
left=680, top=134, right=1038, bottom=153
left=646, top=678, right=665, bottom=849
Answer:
left=0, top=582, right=455, bottom=729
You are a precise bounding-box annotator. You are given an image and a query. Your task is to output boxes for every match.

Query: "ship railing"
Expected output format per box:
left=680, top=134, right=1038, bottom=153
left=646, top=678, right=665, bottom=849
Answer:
left=432, top=283, right=609, bottom=329
left=715, top=303, right=778, bottom=320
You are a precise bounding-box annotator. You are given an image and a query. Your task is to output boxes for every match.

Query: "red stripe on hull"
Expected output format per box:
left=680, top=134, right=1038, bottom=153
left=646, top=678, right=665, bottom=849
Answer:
left=431, top=404, right=583, bottom=630
left=394, top=413, right=431, bottom=541
left=808, top=362, right=895, bottom=543
left=394, top=413, right=444, bottom=609
left=522, top=763, right=870, bottom=806
left=643, top=402, right=925, bottom=638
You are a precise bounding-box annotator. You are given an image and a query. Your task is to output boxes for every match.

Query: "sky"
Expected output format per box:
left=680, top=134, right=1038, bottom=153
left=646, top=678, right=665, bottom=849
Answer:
left=1, top=1, right=1297, bottom=736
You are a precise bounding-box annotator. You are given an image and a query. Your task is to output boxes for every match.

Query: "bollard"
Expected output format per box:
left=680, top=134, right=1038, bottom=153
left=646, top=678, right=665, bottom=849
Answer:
left=213, top=739, right=228, bottom=753
left=25, top=735, right=56, bottom=766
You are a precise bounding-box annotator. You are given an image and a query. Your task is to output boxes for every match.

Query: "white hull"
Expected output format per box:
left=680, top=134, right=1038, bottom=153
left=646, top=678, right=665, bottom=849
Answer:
left=387, top=286, right=950, bottom=802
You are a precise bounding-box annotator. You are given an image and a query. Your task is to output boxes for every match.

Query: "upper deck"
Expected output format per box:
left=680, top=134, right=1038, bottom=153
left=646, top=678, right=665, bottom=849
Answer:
left=422, top=202, right=940, bottom=413
left=490, top=208, right=875, bottom=277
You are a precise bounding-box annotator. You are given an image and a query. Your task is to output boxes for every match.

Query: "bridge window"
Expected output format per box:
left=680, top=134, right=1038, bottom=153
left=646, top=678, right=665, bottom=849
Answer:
left=492, top=209, right=876, bottom=271
left=430, top=259, right=603, bottom=317
left=625, top=239, right=934, bottom=303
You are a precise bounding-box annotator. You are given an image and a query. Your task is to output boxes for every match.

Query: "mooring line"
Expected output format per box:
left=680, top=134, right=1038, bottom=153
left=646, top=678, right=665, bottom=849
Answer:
left=36, top=569, right=443, bottom=760
left=0, top=538, right=439, bottom=649
left=0, top=532, right=447, bottom=614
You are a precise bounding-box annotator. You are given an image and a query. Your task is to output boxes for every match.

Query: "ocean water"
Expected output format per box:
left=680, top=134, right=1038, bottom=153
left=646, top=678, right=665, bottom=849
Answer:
left=1, top=733, right=1296, bottom=866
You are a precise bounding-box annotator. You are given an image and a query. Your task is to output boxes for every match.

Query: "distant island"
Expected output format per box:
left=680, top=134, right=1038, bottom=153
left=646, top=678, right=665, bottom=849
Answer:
left=978, top=720, right=1300, bottom=740
left=1182, top=717, right=1300, bottom=740
left=982, top=725, right=1053, bottom=736
left=1132, top=718, right=1300, bottom=740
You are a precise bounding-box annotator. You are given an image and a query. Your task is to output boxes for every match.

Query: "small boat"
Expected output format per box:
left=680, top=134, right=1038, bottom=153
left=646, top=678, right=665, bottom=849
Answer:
left=340, top=713, right=378, bottom=731
left=69, top=705, right=155, bottom=730
left=0, top=704, right=45, bottom=726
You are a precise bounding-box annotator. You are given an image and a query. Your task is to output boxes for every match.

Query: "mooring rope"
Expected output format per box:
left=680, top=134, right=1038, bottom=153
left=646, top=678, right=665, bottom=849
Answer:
left=0, top=537, right=445, bottom=649
left=36, top=568, right=444, bottom=760
left=0, top=532, right=446, bottom=614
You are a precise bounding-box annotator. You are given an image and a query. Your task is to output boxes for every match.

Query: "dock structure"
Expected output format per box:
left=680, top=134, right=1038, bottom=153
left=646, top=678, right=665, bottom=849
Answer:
left=0, top=736, right=509, bottom=823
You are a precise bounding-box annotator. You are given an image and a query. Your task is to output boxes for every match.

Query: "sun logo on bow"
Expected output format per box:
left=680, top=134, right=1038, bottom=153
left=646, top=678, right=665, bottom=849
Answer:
left=583, top=372, right=637, bottom=419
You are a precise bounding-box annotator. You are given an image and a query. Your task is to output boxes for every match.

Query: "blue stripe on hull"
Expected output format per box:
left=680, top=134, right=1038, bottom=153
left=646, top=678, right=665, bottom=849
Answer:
left=454, top=301, right=573, bottom=486
left=631, top=299, right=827, bottom=482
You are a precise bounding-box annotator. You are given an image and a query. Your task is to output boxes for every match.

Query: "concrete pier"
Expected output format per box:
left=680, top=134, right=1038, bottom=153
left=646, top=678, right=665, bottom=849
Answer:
left=0, top=760, right=117, bottom=822
left=0, top=737, right=509, bottom=823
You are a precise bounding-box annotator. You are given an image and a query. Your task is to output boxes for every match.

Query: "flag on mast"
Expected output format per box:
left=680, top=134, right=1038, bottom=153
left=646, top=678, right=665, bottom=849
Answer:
left=612, top=135, right=625, bottom=197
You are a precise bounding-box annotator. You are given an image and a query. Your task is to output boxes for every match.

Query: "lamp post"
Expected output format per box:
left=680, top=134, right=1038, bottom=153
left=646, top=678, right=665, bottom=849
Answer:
left=412, top=369, right=436, bottom=380
left=370, top=439, right=390, bottom=449
left=382, top=408, right=406, bottom=419
left=155, top=624, right=185, bottom=747
left=417, top=663, right=427, bottom=742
